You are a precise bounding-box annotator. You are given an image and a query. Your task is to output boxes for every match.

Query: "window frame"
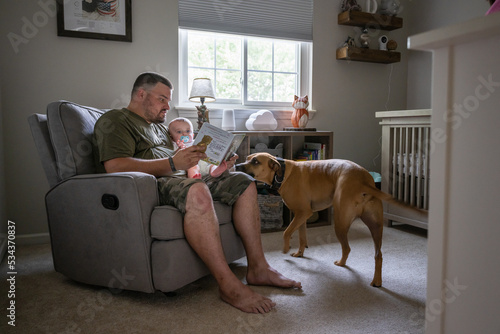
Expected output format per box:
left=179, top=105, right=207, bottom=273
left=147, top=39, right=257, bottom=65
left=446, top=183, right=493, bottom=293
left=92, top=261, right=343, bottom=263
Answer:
left=178, top=29, right=312, bottom=110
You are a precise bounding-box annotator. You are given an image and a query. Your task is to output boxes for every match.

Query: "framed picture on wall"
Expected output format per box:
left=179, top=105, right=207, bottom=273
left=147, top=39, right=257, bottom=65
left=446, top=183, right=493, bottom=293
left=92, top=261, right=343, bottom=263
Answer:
left=57, top=0, right=132, bottom=42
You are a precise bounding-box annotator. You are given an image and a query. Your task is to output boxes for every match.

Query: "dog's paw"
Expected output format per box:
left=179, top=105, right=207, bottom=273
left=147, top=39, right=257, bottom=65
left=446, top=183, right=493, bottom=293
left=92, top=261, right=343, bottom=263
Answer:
left=370, top=280, right=382, bottom=287
left=282, top=245, right=290, bottom=254
left=291, top=250, right=304, bottom=257
left=334, top=260, right=346, bottom=267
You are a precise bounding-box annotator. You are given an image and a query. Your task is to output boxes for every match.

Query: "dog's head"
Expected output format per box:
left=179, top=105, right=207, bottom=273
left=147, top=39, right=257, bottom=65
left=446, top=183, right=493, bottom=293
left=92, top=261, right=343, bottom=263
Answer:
left=235, top=152, right=283, bottom=185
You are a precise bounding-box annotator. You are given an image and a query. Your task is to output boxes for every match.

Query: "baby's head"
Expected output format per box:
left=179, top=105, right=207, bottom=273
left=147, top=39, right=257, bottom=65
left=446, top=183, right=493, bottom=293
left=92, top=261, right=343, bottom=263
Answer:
left=168, top=117, right=194, bottom=143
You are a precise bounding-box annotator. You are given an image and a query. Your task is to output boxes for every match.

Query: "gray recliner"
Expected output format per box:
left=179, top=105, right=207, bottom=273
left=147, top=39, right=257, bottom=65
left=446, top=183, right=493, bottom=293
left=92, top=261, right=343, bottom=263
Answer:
left=28, top=100, right=245, bottom=293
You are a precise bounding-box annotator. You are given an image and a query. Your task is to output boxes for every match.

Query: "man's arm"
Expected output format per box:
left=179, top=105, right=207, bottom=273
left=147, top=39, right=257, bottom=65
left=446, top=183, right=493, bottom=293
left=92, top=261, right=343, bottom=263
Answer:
left=103, top=145, right=207, bottom=177
left=104, top=156, right=172, bottom=176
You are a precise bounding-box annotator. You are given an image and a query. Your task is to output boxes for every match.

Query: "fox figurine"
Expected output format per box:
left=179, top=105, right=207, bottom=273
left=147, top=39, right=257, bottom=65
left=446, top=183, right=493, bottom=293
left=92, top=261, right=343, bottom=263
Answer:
left=291, top=95, right=309, bottom=128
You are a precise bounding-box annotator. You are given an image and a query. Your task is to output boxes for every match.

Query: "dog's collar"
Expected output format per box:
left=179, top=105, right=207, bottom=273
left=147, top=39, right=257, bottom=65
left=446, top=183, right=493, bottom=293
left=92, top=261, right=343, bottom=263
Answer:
left=271, top=157, right=286, bottom=190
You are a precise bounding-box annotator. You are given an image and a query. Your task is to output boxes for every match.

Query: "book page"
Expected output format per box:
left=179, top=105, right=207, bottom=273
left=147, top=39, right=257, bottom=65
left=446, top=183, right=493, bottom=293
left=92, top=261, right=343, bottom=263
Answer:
left=223, top=134, right=245, bottom=161
left=193, top=123, right=244, bottom=165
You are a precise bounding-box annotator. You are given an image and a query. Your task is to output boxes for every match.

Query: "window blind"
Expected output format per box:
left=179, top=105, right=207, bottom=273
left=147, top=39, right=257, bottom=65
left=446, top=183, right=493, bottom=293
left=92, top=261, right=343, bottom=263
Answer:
left=178, top=0, right=313, bottom=41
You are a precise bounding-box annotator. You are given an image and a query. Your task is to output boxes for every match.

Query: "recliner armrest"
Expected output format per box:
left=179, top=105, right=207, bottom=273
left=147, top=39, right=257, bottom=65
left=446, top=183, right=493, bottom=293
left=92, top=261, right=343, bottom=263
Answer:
left=65, top=171, right=159, bottom=210
left=45, top=172, right=159, bottom=293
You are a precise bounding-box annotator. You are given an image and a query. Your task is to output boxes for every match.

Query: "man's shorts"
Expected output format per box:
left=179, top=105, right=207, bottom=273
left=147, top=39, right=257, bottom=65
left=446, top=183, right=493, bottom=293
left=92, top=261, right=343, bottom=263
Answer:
left=157, top=171, right=255, bottom=213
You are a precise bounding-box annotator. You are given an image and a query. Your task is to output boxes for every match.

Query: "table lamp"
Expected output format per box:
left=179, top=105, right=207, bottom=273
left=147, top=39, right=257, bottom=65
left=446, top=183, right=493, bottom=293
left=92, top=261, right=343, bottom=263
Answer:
left=189, top=78, right=215, bottom=130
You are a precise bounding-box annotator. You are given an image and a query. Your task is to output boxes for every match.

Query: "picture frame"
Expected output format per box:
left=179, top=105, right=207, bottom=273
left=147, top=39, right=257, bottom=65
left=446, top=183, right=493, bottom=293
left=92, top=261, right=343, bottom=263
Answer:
left=57, top=0, right=132, bottom=42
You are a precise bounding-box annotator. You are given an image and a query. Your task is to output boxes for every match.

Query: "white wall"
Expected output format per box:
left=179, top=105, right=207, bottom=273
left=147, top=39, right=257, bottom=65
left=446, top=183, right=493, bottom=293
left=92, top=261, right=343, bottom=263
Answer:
left=406, top=0, right=489, bottom=109
left=0, top=0, right=179, bottom=239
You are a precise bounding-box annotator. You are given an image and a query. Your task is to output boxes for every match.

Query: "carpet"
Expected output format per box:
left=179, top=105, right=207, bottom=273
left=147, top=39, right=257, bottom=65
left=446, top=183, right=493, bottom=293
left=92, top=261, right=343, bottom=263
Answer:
left=1, top=221, right=427, bottom=334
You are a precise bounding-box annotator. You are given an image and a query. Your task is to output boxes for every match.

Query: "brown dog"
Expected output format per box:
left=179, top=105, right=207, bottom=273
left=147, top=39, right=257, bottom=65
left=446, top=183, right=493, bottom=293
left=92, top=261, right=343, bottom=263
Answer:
left=236, top=152, right=426, bottom=287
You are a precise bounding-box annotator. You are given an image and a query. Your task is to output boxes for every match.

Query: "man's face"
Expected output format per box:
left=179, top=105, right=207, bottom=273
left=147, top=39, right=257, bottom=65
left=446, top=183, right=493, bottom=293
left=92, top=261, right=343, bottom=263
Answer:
left=142, top=83, right=172, bottom=124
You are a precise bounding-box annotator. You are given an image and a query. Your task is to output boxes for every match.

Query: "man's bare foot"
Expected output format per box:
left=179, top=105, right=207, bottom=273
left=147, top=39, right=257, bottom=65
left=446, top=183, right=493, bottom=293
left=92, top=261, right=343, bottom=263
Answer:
left=219, top=282, right=276, bottom=314
left=246, top=266, right=302, bottom=289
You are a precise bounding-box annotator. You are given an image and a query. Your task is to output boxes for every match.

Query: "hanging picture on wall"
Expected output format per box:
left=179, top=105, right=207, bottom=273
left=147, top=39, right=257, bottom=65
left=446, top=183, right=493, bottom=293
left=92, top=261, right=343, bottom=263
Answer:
left=57, top=0, right=132, bottom=42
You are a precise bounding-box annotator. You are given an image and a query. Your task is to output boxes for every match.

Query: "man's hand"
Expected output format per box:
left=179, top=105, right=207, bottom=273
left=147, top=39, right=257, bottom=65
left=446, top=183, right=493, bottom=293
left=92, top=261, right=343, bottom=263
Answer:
left=172, top=145, right=207, bottom=171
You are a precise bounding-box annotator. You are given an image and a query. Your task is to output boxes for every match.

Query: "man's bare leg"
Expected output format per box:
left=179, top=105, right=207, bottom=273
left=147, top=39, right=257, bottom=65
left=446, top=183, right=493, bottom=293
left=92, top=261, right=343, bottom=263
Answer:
left=232, top=183, right=302, bottom=289
left=183, top=183, right=275, bottom=313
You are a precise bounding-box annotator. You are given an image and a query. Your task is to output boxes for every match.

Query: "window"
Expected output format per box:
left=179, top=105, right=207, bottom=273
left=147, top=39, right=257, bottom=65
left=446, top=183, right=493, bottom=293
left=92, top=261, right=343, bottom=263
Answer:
left=179, top=29, right=312, bottom=108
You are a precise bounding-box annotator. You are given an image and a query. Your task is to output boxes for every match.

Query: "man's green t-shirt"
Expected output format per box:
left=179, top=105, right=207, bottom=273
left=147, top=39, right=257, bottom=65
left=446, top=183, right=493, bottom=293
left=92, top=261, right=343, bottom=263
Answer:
left=94, top=108, right=185, bottom=176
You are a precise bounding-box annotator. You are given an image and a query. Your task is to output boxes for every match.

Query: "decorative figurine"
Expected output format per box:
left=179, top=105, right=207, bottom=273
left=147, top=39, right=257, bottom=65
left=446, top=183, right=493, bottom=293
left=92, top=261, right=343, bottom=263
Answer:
left=360, top=28, right=370, bottom=48
left=291, top=95, right=309, bottom=128
left=365, top=0, right=378, bottom=13
left=343, top=36, right=356, bottom=48
left=378, top=0, right=400, bottom=16
left=341, top=0, right=362, bottom=12
left=387, top=39, right=398, bottom=51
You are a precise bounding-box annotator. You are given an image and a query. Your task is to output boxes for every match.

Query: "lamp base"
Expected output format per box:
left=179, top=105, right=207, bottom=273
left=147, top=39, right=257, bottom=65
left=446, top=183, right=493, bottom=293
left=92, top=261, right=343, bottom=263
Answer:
left=196, top=105, right=210, bottom=130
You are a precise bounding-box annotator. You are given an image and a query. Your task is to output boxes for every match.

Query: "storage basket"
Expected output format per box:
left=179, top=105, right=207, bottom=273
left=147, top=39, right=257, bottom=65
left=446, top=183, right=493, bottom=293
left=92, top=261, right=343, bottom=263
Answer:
left=257, top=194, right=283, bottom=230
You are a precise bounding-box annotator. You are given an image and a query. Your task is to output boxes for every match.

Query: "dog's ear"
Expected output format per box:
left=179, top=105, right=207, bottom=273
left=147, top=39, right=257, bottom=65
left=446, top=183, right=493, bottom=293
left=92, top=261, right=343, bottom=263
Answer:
left=268, top=157, right=282, bottom=176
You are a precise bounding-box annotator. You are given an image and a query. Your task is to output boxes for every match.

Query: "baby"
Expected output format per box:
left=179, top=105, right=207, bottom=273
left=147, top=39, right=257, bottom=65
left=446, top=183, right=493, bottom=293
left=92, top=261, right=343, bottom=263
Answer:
left=168, top=117, right=228, bottom=178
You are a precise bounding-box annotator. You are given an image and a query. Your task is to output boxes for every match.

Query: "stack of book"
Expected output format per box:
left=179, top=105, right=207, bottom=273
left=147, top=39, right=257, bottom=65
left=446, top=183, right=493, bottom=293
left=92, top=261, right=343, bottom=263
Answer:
left=296, top=142, right=327, bottom=161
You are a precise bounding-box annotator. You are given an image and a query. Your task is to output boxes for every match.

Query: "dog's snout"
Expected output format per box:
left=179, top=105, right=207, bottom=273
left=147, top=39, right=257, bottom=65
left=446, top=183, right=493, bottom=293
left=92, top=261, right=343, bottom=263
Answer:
left=235, top=162, right=255, bottom=177
left=235, top=163, right=245, bottom=172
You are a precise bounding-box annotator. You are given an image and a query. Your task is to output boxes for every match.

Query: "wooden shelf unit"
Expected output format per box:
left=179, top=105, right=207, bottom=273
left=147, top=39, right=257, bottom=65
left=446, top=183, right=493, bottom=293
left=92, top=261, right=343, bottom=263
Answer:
left=232, top=130, right=334, bottom=230
left=232, top=130, right=333, bottom=162
left=337, top=11, right=403, bottom=64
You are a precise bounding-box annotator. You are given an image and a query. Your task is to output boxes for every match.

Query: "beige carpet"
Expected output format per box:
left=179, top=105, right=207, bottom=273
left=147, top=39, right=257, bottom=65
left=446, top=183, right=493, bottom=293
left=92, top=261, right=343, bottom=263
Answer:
left=1, top=222, right=427, bottom=334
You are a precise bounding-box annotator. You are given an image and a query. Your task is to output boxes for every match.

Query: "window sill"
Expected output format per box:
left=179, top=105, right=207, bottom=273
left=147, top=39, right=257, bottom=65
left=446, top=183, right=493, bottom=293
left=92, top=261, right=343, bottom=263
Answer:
left=175, top=106, right=316, bottom=121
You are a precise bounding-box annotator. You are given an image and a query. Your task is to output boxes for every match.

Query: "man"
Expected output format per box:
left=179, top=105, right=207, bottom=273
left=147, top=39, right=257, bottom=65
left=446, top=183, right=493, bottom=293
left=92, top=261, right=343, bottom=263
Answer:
left=94, top=72, right=301, bottom=314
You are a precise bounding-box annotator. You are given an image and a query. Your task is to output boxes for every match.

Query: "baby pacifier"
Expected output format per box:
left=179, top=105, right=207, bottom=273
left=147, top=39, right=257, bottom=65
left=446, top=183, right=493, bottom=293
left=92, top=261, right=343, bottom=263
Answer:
left=180, top=136, right=190, bottom=143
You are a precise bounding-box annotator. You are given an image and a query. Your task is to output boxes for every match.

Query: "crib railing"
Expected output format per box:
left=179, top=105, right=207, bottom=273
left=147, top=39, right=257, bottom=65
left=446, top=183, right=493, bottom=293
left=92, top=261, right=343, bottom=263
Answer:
left=376, top=109, right=431, bottom=229
left=390, top=126, right=430, bottom=210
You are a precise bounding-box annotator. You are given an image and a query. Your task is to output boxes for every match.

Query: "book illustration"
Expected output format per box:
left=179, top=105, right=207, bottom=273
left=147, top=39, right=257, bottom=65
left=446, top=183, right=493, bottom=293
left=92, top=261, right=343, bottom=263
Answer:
left=196, top=135, right=213, bottom=153
left=193, top=123, right=245, bottom=166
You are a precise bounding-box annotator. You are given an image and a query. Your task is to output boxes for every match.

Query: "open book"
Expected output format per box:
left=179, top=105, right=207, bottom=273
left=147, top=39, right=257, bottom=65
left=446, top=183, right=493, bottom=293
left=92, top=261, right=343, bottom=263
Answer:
left=193, top=122, right=245, bottom=166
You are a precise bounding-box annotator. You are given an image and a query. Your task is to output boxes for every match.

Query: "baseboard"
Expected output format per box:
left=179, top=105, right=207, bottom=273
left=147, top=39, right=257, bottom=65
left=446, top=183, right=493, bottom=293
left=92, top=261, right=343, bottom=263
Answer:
left=0, top=233, right=50, bottom=262
left=16, top=233, right=51, bottom=245
left=384, top=212, right=428, bottom=230
left=0, top=232, right=51, bottom=263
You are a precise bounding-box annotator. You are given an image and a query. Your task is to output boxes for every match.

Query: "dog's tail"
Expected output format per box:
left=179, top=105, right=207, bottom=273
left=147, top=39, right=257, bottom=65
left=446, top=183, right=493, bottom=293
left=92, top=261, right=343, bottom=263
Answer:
left=361, top=184, right=428, bottom=218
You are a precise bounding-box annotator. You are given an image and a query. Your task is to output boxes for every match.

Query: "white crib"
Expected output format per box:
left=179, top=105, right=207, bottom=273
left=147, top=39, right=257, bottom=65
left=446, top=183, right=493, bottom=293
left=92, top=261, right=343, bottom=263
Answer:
left=376, top=109, right=431, bottom=230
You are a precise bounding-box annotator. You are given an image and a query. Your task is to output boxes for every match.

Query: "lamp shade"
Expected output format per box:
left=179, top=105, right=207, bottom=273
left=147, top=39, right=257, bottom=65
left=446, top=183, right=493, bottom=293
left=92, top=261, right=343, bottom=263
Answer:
left=189, top=78, right=215, bottom=103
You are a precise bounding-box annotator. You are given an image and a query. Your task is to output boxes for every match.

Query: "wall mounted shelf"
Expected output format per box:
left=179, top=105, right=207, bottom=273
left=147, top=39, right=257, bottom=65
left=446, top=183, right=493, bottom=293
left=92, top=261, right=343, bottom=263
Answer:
left=338, top=11, right=402, bottom=30
left=336, top=46, right=401, bottom=64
